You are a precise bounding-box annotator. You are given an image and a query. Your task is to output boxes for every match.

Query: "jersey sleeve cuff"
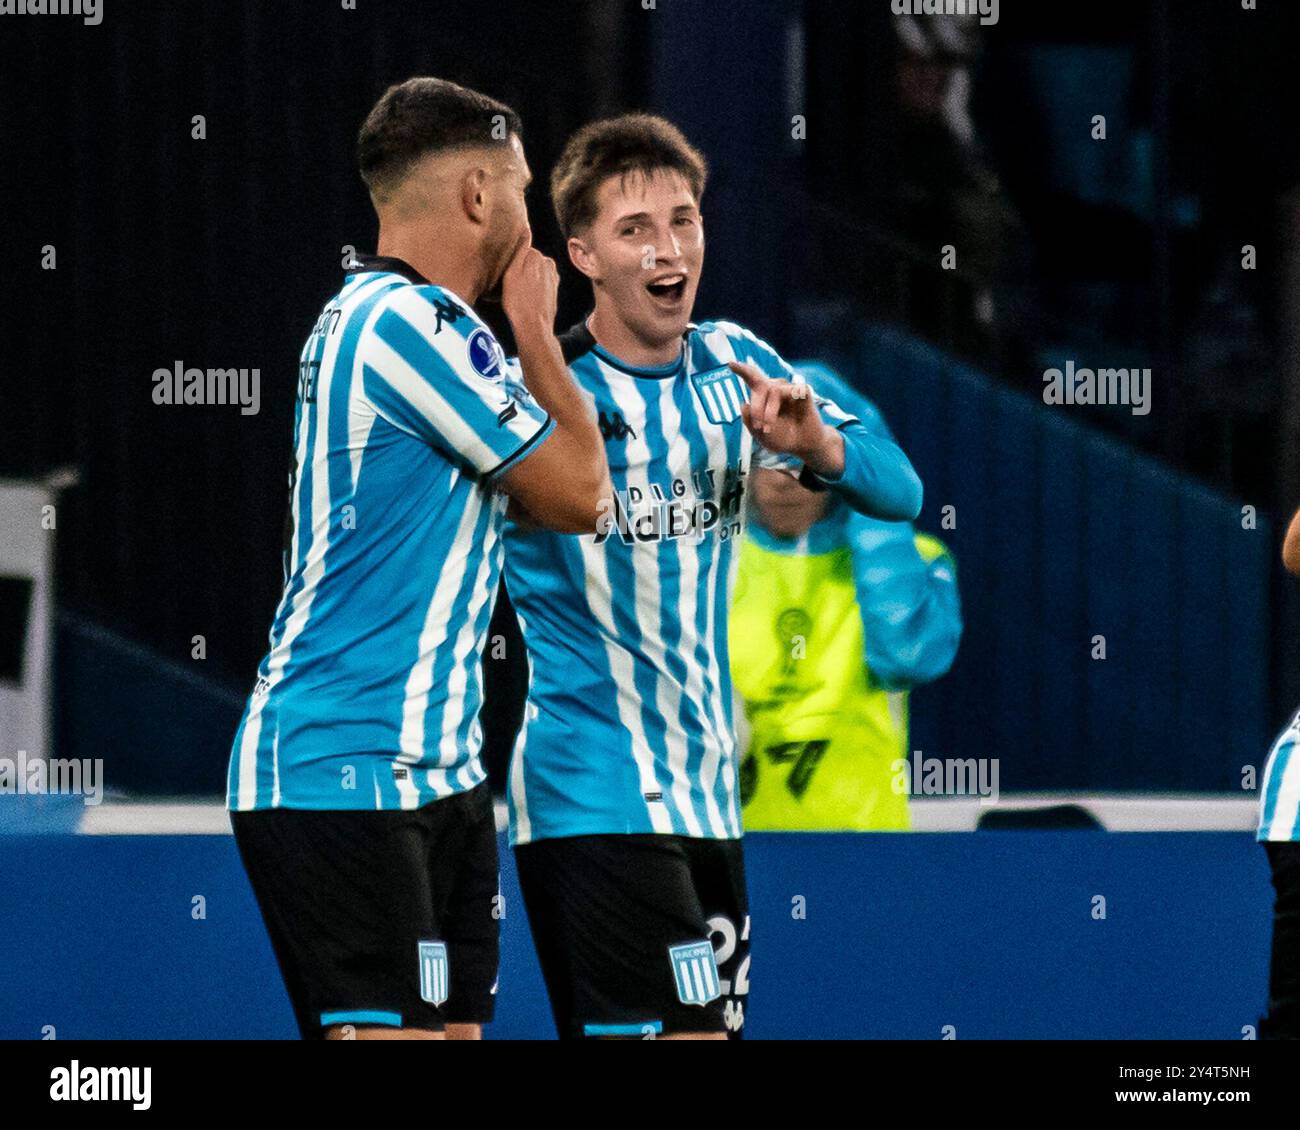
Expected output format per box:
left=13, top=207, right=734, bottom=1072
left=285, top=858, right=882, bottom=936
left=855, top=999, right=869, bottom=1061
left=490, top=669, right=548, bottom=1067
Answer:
left=483, top=414, right=555, bottom=480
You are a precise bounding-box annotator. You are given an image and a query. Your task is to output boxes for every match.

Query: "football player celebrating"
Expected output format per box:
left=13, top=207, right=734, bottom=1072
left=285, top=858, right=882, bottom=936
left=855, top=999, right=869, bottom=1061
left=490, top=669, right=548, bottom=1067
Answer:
left=503, top=114, right=922, bottom=1039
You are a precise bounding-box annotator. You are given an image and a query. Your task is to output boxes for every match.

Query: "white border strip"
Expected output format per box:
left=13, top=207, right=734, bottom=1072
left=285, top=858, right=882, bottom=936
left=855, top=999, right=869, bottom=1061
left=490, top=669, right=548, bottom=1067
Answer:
left=64, top=794, right=1263, bottom=836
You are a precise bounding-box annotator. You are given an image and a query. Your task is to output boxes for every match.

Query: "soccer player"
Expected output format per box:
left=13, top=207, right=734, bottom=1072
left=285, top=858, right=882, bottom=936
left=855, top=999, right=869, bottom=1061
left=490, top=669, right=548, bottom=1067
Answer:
left=1257, top=505, right=1300, bottom=1039
left=503, top=114, right=923, bottom=1039
left=226, top=78, right=609, bottom=1041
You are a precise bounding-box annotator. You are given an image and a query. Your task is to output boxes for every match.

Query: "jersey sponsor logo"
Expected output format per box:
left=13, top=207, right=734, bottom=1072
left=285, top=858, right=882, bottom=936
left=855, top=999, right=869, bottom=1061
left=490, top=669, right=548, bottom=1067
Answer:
left=690, top=365, right=750, bottom=426
left=594, top=468, right=747, bottom=546
left=598, top=409, right=638, bottom=442
left=497, top=401, right=519, bottom=427
left=468, top=328, right=504, bottom=380
left=668, top=940, right=721, bottom=1006
left=418, top=941, right=449, bottom=1007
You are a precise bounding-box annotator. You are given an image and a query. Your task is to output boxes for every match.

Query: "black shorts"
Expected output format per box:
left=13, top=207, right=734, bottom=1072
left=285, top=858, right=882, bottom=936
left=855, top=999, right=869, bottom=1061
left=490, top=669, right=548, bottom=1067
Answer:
left=514, top=833, right=749, bottom=1039
left=231, top=782, right=499, bottom=1038
left=1262, top=841, right=1300, bottom=1040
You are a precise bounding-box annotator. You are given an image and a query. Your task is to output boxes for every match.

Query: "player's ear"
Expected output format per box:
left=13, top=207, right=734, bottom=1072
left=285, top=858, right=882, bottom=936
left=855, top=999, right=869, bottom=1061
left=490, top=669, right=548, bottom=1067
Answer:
left=461, top=166, right=489, bottom=225
left=567, top=235, right=598, bottom=280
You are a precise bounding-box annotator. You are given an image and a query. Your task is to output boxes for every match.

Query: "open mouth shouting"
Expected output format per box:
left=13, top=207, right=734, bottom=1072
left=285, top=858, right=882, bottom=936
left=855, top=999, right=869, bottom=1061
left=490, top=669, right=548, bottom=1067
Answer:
left=645, top=271, right=688, bottom=310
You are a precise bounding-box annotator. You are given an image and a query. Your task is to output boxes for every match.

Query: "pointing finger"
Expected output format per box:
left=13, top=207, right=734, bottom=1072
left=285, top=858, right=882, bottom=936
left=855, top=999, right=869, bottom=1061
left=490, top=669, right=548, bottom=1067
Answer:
left=763, top=382, right=782, bottom=432
left=747, top=382, right=770, bottom=433
left=727, top=360, right=766, bottom=389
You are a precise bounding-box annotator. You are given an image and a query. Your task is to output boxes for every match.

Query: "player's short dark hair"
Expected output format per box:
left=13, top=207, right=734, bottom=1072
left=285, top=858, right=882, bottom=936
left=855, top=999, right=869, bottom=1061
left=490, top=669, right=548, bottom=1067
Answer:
left=550, top=113, right=708, bottom=237
left=357, top=77, right=522, bottom=202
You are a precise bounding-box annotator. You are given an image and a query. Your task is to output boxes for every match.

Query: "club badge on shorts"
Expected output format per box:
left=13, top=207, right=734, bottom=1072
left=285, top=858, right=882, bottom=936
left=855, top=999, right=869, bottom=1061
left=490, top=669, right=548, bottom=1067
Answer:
left=668, top=940, right=721, bottom=1006
left=691, top=365, right=749, bottom=426
left=418, top=941, right=449, bottom=1007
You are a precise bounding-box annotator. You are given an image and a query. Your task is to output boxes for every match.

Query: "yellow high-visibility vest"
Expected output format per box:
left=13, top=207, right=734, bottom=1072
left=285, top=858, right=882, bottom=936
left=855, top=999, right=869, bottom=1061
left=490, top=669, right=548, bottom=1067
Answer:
left=730, top=536, right=939, bottom=830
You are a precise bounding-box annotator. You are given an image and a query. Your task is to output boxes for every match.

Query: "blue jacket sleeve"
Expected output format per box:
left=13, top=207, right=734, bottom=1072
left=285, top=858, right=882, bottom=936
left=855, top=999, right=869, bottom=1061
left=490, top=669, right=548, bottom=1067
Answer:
left=847, top=516, right=963, bottom=691
left=792, top=362, right=923, bottom=522
left=789, top=363, right=959, bottom=688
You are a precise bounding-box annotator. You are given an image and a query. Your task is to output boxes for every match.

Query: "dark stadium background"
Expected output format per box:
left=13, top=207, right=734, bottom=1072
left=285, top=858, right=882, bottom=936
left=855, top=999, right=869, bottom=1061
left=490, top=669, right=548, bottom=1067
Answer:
left=3, top=0, right=1300, bottom=798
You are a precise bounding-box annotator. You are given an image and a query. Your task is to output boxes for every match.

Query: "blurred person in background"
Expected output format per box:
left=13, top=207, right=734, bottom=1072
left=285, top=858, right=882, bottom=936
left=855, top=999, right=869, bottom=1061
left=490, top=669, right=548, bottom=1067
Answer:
left=888, top=13, right=1023, bottom=361
left=1257, top=505, right=1300, bottom=1039
left=730, top=365, right=961, bottom=831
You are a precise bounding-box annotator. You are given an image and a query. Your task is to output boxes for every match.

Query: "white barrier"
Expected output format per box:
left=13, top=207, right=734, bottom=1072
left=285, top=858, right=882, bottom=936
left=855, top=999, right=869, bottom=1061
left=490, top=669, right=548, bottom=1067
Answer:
left=0, top=471, right=77, bottom=765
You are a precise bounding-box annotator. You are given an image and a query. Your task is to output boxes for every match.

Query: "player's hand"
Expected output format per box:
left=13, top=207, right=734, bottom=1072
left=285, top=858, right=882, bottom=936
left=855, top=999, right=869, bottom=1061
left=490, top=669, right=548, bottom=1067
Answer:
left=501, top=237, right=559, bottom=337
left=729, top=361, right=843, bottom=474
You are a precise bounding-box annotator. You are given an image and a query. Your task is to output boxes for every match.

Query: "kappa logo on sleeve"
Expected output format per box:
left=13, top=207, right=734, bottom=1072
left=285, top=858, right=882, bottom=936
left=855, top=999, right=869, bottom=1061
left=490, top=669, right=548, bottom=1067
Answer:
left=468, top=329, right=505, bottom=381
left=430, top=296, right=467, bottom=334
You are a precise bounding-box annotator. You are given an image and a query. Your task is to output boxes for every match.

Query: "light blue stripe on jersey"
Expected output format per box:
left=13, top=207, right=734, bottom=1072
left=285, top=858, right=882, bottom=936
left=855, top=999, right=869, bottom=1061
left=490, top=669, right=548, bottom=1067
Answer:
left=228, top=267, right=551, bottom=811
left=1259, top=708, right=1300, bottom=840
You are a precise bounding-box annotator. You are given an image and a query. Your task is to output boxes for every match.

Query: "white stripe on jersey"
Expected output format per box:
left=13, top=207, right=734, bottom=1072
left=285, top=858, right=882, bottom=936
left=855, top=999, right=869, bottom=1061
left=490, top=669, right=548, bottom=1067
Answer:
left=436, top=498, right=505, bottom=773
left=655, top=375, right=725, bottom=838
left=270, top=725, right=281, bottom=809
left=692, top=328, right=745, bottom=837
left=398, top=472, right=485, bottom=806
left=1263, top=744, right=1300, bottom=839
left=509, top=609, right=536, bottom=844
left=234, top=272, right=396, bottom=809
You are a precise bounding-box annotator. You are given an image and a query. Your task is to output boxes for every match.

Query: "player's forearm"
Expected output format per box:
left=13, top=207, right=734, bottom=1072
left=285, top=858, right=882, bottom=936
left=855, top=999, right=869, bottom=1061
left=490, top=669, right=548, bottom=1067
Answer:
left=801, top=422, right=923, bottom=522
left=510, top=319, right=592, bottom=431
left=512, top=322, right=611, bottom=525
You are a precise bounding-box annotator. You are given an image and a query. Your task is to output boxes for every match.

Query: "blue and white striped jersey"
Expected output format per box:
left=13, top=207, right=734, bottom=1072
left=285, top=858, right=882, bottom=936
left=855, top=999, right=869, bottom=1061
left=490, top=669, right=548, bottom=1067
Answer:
left=1259, top=707, right=1300, bottom=841
left=227, top=255, right=553, bottom=812
left=504, top=319, right=922, bottom=844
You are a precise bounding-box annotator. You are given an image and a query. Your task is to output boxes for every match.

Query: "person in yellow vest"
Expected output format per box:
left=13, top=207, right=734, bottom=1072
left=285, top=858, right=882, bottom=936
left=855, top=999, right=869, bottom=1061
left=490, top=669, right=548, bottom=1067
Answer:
left=730, top=363, right=962, bottom=830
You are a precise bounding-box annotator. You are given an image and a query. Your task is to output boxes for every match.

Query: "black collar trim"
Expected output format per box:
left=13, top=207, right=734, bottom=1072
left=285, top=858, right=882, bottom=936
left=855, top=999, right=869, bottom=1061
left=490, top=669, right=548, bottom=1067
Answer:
left=557, top=320, right=598, bottom=365
left=348, top=253, right=428, bottom=284
left=558, top=317, right=695, bottom=378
